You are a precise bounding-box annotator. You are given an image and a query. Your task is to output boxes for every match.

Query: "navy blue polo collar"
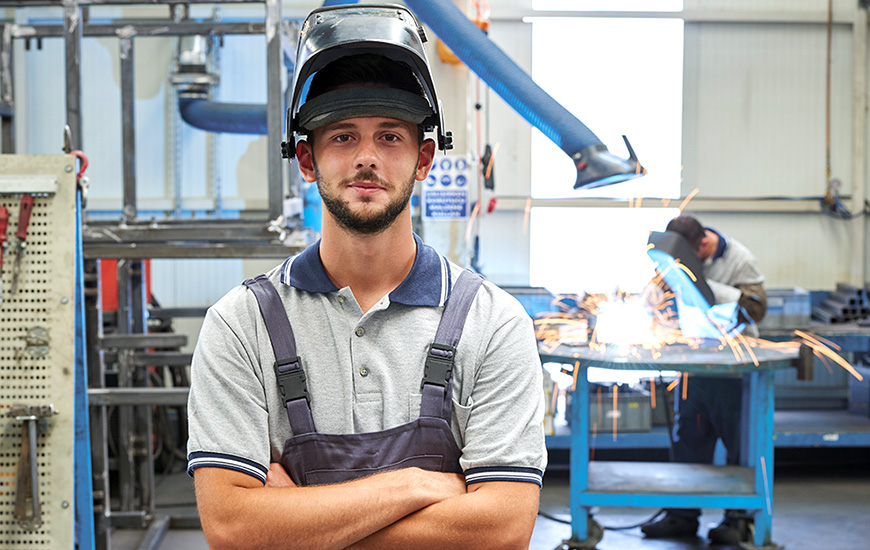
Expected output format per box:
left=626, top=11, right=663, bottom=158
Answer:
left=279, top=233, right=451, bottom=307
left=707, top=227, right=728, bottom=261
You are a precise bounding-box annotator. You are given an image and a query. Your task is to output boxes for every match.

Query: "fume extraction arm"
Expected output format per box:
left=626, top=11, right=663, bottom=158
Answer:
left=173, top=0, right=645, bottom=190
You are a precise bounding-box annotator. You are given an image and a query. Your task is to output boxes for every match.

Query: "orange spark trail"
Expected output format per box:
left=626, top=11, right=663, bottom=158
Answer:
left=591, top=422, right=597, bottom=461
left=650, top=379, right=656, bottom=409
left=678, top=188, right=699, bottom=212
left=612, top=384, right=618, bottom=442
left=794, top=330, right=863, bottom=380
left=667, top=379, right=679, bottom=392
left=464, top=201, right=481, bottom=242
left=681, top=372, right=689, bottom=401
left=761, top=456, right=772, bottom=515
left=795, top=329, right=842, bottom=352
left=522, top=198, right=531, bottom=235
left=572, top=361, right=580, bottom=391
left=597, top=386, right=603, bottom=429
left=550, top=384, right=559, bottom=415
left=674, top=262, right=698, bottom=282
left=734, top=331, right=759, bottom=367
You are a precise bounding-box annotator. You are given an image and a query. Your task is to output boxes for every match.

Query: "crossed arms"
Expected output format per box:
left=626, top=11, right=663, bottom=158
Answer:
left=194, top=464, right=540, bottom=550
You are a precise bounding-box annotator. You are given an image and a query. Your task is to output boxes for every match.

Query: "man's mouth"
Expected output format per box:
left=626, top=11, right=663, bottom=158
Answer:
left=348, top=181, right=385, bottom=195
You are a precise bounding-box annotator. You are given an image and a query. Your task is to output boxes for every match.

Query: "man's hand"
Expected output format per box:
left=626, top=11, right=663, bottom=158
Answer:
left=266, top=463, right=296, bottom=488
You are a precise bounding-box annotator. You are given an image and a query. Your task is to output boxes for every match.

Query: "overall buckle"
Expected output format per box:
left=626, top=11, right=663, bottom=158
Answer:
left=274, top=357, right=309, bottom=404
left=421, top=343, right=455, bottom=389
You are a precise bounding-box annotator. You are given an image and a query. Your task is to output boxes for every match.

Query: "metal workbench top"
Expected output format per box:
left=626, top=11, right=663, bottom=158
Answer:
left=539, top=340, right=800, bottom=374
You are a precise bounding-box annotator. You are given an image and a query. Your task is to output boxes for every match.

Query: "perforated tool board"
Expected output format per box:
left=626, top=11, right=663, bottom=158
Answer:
left=0, top=155, right=78, bottom=548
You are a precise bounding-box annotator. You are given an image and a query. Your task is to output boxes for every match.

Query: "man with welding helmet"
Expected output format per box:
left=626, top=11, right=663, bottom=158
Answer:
left=185, top=5, right=546, bottom=550
left=642, top=214, right=767, bottom=544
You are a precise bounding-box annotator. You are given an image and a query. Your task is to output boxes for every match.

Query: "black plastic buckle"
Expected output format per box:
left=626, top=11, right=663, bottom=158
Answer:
left=421, top=343, right=455, bottom=389
left=274, top=357, right=309, bottom=404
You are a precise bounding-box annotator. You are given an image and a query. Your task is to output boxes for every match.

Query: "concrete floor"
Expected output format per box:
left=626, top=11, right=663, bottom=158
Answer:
left=113, top=452, right=870, bottom=550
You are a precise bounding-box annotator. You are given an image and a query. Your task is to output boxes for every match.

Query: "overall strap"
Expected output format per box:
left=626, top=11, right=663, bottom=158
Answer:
left=420, top=270, right=485, bottom=420
left=243, top=274, right=315, bottom=435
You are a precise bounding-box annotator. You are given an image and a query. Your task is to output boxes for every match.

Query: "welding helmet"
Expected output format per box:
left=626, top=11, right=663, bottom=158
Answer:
left=282, top=4, right=452, bottom=160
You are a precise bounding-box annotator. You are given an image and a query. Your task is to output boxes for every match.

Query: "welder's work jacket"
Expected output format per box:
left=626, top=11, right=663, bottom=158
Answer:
left=243, top=270, right=482, bottom=486
left=703, top=229, right=767, bottom=336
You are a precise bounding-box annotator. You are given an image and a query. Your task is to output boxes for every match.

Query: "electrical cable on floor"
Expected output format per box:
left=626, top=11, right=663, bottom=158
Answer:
left=538, top=508, right=666, bottom=531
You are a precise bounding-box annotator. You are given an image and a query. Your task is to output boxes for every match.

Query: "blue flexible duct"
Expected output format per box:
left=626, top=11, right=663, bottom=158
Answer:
left=179, top=98, right=267, bottom=135
left=405, top=0, right=643, bottom=189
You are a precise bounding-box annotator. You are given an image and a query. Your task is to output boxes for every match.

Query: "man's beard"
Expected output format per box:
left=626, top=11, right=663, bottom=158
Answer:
left=314, top=160, right=417, bottom=235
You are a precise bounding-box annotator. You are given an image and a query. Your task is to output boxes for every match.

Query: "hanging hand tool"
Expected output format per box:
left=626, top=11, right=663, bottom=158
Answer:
left=0, top=205, right=8, bottom=306
left=7, top=403, right=56, bottom=531
left=10, top=194, right=33, bottom=296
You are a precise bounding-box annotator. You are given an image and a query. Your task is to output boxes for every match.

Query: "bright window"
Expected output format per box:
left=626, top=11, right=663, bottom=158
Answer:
left=529, top=15, right=684, bottom=295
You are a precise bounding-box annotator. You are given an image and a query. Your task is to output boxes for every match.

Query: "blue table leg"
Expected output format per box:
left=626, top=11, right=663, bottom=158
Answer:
left=570, top=366, right=590, bottom=542
left=744, top=369, right=775, bottom=548
left=754, top=370, right=775, bottom=547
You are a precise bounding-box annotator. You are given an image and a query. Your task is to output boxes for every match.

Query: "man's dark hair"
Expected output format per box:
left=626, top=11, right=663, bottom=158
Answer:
left=306, top=53, right=427, bottom=143
left=666, top=215, right=706, bottom=250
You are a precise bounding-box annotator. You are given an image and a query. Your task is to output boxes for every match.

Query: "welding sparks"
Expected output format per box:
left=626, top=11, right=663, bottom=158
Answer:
left=595, top=299, right=654, bottom=345
left=795, top=330, right=863, bottom=381
left=536, top=287, right=863, bottom=448
left=678, top=187, right=699, bottom=212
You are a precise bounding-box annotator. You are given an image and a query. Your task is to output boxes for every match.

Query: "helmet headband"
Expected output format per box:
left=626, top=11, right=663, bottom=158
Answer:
left=298, top=87, right=433, bottom=131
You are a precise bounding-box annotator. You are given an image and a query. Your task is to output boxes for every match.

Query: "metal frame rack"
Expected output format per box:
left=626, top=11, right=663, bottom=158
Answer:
left=0, top=1, right=309, bottom=548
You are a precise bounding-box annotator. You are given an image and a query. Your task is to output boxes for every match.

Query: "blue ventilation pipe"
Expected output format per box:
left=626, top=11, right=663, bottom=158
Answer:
left=404, top=0, right=643, bottom=189
left=179, top=98, right=268, bottom=134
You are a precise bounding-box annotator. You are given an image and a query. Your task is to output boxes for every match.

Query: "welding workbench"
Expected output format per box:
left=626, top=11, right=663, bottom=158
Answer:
left=539, top=342, right=799, bottom=550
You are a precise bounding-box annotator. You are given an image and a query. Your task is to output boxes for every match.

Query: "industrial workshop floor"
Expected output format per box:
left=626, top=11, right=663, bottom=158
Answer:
left=113, top=450, right=870, bottom=550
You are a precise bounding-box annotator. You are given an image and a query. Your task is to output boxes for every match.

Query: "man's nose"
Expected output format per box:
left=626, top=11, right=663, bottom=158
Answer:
left=354, top=139, right=378, bottom=169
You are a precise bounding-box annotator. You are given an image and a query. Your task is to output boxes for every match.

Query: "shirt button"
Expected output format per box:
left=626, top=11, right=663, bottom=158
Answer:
left=359, top=367, right=369, bottom=377
left=355, top=327, right=365, bottom=337
left=337, top=295, right=345, bottom=304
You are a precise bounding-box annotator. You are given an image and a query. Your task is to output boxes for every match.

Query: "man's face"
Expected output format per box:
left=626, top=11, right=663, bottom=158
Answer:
left=297, top=116, right=435, bottom=235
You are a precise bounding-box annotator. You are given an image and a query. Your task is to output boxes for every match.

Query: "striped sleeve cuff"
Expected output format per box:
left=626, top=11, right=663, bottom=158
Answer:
left=464, top=466, right=544, bottom=487
left=187, top=451, right=269, bottom=484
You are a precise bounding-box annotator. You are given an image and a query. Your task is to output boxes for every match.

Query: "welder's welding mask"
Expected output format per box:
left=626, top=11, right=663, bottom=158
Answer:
left=282, top=4, right=452, bottom=160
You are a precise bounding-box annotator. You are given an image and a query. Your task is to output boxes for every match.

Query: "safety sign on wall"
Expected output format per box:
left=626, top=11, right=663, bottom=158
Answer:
left=423, top=154, right=470, bottom=220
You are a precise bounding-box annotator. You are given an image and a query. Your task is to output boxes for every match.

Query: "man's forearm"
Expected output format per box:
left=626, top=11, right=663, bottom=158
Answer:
left=195, top=467, right=466, bottom=550
left=346, top=481, right=540, bottom=550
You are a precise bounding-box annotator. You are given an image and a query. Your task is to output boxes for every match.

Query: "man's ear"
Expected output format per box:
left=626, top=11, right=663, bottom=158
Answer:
left=296, top=141, right=317, bottom=183
left=415, top=138, right=437, bottom=182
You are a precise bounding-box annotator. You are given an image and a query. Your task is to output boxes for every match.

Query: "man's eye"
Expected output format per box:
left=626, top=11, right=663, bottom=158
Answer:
left=382, top=134, right=400, bottom=142
left=334, top=134, right=352, bottom=142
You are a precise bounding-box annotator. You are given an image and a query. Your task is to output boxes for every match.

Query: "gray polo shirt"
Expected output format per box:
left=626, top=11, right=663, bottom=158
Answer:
left=187, top=234, right=547, bottom=486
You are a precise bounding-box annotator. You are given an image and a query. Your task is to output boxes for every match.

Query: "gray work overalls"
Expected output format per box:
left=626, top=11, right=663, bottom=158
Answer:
left=243, top=270, right=483, bottom=486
